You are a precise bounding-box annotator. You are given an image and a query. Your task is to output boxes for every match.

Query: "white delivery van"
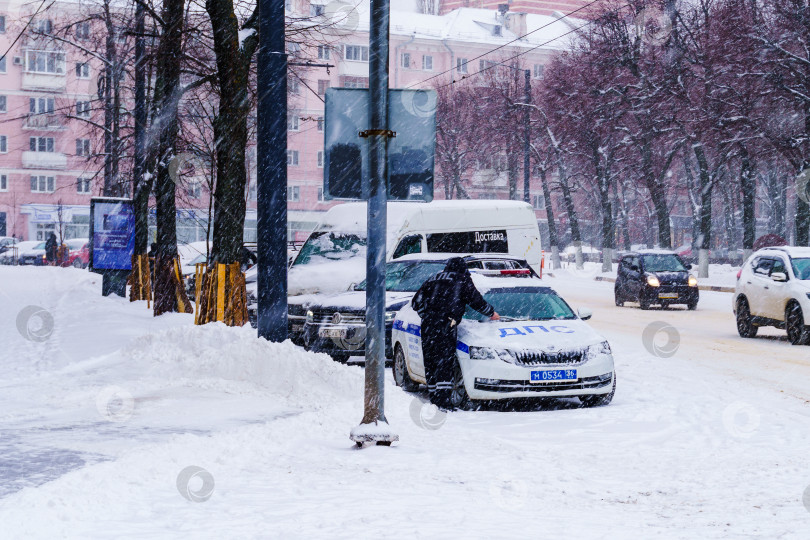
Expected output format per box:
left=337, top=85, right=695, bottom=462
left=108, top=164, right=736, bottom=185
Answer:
left=288, top=200, right=542, bottom=295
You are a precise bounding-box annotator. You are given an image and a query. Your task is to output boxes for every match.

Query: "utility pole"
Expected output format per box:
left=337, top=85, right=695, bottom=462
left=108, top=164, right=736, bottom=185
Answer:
left=256, top=0, right=288, bottom=342
left=350, top=0, right=398, bottom=447
left=523, top=68, right=531, bottom=205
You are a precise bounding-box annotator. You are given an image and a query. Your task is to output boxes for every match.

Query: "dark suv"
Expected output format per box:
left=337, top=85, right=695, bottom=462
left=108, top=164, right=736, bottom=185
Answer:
left=614, top=251, right=699, bottom=310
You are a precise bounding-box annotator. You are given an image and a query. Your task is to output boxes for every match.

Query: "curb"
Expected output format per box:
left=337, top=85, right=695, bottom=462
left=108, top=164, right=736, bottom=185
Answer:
left=593, top=275, right=734, bottom=293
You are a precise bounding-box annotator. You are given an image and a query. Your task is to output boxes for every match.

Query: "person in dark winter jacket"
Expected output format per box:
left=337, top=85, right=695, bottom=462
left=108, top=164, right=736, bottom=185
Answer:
left=411, top=257, right=499, bottom=409
left=239, top=246, right=258, bottom=271
left=44, top=233, right=58, bottom=265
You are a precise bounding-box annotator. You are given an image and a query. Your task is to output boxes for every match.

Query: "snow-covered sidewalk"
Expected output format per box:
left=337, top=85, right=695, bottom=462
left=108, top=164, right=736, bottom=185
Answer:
left=1, top=267, right=809, bottom=538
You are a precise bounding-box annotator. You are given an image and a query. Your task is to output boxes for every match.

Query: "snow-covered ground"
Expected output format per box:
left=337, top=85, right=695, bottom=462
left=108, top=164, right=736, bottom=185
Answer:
left=2, top=266, right=810, bottom=538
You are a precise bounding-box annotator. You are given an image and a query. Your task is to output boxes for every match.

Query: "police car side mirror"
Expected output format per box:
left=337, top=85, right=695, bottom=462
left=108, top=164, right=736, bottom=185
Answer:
left=578, top=308, right=592, bottom=320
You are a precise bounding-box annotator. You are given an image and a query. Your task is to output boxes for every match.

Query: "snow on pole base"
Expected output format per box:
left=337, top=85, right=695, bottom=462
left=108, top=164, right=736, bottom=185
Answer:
left=350, top=421, right=399, bottom=447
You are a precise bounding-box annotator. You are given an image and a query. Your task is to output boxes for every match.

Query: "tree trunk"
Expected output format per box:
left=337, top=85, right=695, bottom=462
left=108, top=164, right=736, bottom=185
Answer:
left=739, top=147, right=756, bottom=257
left=641, top=140, right=671, bottom=249
left=694, top=144, right=713, bottom=278
left=539, top=167, right=560, bottom=269
left=153, top=0, right=190, bottom=315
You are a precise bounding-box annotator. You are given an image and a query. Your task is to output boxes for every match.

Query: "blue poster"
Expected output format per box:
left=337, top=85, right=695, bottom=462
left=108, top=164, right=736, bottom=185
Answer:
left=90, top=198, right=135, bottom=270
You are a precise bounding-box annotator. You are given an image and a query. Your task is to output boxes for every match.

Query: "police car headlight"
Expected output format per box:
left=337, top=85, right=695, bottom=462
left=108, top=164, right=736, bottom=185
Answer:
left=305, top=310, right=314, bottom=324
left=688, top=275, right=698, bottom=287
left=586, top=341, right=612, bottom=361
left=647, top=275, right=660, bottom=287
left=469, top=346, right=496, bottom=360
left=385, top=311, right=396, bottom=323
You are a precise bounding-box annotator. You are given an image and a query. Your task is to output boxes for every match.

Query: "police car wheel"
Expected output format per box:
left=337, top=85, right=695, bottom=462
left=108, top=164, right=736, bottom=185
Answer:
left=392, top=346, right=417, bottom=391
left=580, top=373, right=616, bottom=407
left=449, top=362, right=472, bottom=411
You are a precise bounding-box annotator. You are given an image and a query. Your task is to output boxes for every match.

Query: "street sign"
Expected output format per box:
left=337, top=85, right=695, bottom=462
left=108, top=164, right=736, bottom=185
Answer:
left=324, top=88, right=436, bottom=202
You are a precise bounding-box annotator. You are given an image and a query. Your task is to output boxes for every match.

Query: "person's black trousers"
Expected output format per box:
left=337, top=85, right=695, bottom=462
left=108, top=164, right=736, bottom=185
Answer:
left=421, top=317, right=458, bottom=407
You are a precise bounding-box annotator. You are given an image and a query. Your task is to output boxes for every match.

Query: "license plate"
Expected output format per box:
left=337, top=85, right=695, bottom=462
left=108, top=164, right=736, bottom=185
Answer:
left=319, top=328, right=346, bottom=338
left=658, top=293, right=678, bottom=299
left=530, top=369, right=577, bottom=383
left=291, top=324, right=303, bottom=333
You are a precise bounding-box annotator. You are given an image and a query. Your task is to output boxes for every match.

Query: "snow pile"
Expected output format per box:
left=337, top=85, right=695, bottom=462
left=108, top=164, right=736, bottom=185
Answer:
left=125, top=324, right=363, bottom=409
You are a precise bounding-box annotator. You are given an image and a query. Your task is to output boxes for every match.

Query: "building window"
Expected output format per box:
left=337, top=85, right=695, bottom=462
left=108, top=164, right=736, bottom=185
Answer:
left=75, top=22, right=90, bottom=40
left=34, top=19, right=53, bottom=34
left=76, top=138, right=90, bottom=156
left=31, top=175, right=55, bottom=193
left=317, top=187, right=324, bottom=201
left=0, top=15, right=6, bottom=33
left=401, top=53, right=411, bottom=68
left=422, top=55, right=433, bottom=71
left=289, top=78, right=300, bottom=94
left=456, top=58, right=468, bottom=73
left=317, top=45, right=330, bottom=59
left=0, top=56, right=6, bottom=73
left=0, top=174, right=7, bottom=191
left=310, top=4, right=325, bottom=16
left=317, top=116, right=324, bottom=131
left=317, top=150, right=323, bottom=168
left=533, top=64, right=544, bottom=79
left=76, top=62, right=90, bottom=78
left=341, top=76, right=368, bottom=88
left=479, top=59, right=496, bottom=72
left=317, top=79, right=330, bottom=96
left=287, top=185, right=300, bottom=202
left=0, top=135, right=6, bottom=153
left=29, top=137, right=54, bottom=152
left=186, top=180, right=201, bottom=198
left=26, top=50, right=65, bottom=74
left=0, top=95, right=6, bottom=113
left=76, top=101, right=91, bottom=117
left=30, top=97, right=55, bottom=114
left=77, top=177, right=91, bottom=193
left=287, top=113, right=299, bottom=131
left=287, top=150, right=299, bottom=166
left=532, top=194, right=545, bottom=209
left=344, top=45, right=369, bottom=62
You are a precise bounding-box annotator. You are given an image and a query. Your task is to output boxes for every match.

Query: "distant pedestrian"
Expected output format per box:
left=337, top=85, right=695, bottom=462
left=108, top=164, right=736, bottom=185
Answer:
left=148, top=242, right=157, bottom=276
left=239, top=246, right=257, bottom=271
left=411, top=257, right=499, bottom=410
left=45, top=233, right=58, bottom=265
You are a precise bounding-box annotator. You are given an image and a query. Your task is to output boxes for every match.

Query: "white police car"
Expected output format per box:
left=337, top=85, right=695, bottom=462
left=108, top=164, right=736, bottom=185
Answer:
left=391, top=270, right=616, bottom=409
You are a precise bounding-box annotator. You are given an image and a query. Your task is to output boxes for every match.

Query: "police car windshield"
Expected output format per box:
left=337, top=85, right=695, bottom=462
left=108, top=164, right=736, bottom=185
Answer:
left=355, top=261, right=447, bottom=292
left=293, top=232, right=366, bottom=265
left=791, top=258, right=810, bottom=280
left=640, top=254, right=686, bottom=273
left=464, top=287, right=576, bottom=321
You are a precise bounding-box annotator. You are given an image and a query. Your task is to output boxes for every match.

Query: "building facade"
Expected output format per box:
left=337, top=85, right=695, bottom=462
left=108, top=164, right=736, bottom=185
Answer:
left=1, top=0, right=576, bottom=244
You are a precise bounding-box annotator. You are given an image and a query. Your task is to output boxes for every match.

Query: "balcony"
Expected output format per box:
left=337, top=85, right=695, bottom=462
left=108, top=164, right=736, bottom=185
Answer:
left=21, top=72, right=66, bottom=92
left=24, top=114, right=64, bottom=131
left=21, top=151, right=67, bottom=170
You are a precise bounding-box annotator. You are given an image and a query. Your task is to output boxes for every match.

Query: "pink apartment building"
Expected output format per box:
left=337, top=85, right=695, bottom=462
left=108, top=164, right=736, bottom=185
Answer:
left=1, top=0, right=577, bottom=244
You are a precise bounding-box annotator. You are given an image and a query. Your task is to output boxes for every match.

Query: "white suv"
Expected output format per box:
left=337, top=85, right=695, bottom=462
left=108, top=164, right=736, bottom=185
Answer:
left=733, top=247, right=810, bottom=345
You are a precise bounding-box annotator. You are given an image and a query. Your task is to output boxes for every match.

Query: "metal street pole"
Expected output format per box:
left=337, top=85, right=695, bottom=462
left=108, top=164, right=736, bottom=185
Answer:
left=523, top=69, right=531, bottom=205
left=256, top=0, right=288, bottom=342
left=350, top=0, right=398, bottom=446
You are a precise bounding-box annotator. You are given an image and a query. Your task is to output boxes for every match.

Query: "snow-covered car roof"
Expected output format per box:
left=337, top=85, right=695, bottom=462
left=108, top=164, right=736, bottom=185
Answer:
left=470, top=273, right=552, bottom=294
left=755, top=246, right=810, bottom=258
left=628, top=249, right=682, bottom=256
left=392, top=252, right=531, bottom=263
